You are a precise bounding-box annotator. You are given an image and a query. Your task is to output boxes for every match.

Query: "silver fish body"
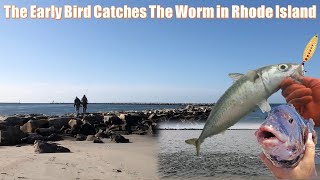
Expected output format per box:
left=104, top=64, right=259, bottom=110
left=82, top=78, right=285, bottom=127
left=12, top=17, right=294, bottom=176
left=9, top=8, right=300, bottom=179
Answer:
left=186, top=63, right=303, bottom=156
left=255, top=105, right=317, bottom=168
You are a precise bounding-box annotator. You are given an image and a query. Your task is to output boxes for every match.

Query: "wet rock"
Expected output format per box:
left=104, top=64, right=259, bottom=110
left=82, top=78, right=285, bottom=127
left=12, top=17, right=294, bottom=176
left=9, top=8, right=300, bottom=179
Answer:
left=111, top=134, right=129, bottom=143
left=48, top=117, right=71, bottom=129
left=20, top=119, right=49, bottom=133
left=0, top=126, right=27, bottom=145
left=34, top=140, right=70, bottom=153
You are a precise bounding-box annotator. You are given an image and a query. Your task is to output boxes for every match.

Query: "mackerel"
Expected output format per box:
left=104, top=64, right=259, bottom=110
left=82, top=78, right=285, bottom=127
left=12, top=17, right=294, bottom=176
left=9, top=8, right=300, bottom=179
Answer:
left=186, top=63, right=304, bottom=156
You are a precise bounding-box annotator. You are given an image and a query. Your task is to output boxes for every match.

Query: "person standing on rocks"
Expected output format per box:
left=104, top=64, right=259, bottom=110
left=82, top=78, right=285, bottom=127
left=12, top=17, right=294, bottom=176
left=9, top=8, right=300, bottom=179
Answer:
left=74, top=96, right=82, bottom=116
left=81, top=95, right=88, bottom=114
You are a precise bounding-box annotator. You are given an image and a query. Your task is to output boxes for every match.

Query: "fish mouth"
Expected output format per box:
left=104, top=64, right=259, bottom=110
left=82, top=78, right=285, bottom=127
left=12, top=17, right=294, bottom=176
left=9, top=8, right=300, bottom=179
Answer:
left=290, top=64, right=304, bottom=81
left=255, top=126, right=287, bottom=147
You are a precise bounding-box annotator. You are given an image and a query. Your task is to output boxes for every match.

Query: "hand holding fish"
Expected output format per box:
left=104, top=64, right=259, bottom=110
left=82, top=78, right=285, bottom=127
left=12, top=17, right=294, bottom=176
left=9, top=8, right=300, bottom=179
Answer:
left=260, top=133, right=317, bottom=179
left=281, top=77, right=320, bottom=126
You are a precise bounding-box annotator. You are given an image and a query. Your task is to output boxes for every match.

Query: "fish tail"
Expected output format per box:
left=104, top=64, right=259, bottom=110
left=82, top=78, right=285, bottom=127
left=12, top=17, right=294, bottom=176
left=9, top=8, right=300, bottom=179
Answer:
left=185, top=138, right=201, bottom=156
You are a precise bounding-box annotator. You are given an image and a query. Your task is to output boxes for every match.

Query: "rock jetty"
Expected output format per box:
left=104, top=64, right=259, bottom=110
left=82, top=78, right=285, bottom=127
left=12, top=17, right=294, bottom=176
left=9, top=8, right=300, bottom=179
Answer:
left=0, top=104, right=213, bottom=152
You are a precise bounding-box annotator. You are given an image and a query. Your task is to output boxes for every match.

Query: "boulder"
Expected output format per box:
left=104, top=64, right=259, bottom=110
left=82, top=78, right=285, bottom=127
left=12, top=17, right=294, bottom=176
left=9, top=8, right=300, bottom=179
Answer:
left=20, top=119, right=49, bottom=133
left=148, top=113, right=158, bottom=120
left=104, top=115, right=122, bottom=125
left=75, top=134, right=87, bottom=141
left=0, top=126, right=27, bottom=145
left=35, top=127, right=60, bottom=136
left=185, top=105, right=194, bottom=111
left=33, top=115, right=49, bottom=120
left=68, top=119, right=82, bottom=129
left=79, top=123, right=96, bottom=135
left=108, top=125, right=122, bottom=131
left=119, top=113, right=141, bottom=125
left=111, top=134, right=129, bottom=143
left=86, top=135, right=95, bottom=141
left=83, top=114, right=103, bottom=124
left=95, top=130, right=109, bottom=138
left=48, top=117, right=71, bottom=129
left=85, top=135, right=103, bottom=143
left=21, top=133, right=62, bottom=144
left=3, top=116, right=29, bottom=126
left=21, top=134, right=44, bottom=144
left=93, top=138, right=104, bottom=143
left=118, top=114, right=129, bottom=121
left=34, top=140, right=70, bottom=153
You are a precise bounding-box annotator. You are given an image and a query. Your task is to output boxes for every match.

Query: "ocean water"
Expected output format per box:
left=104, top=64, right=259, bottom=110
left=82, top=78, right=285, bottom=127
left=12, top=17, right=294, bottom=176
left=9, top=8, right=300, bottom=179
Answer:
left=0, top=103, right=185, bottom=116
left=159, top=106, right=272, bottom=130
left=158, top=128, right=320, bottom=179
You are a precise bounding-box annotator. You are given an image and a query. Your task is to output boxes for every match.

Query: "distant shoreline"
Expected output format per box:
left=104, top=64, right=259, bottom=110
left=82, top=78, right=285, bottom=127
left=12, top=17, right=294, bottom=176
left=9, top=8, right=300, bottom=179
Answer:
left=0, top=102, right=284, bottom=105
left=0, top=102, right=216, bottom=106
left=158, top=128, right=258, bottom=130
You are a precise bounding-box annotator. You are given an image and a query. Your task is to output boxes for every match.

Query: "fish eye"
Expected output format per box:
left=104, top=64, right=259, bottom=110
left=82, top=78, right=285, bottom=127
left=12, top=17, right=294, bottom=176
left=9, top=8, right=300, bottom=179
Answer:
left=278, top=64, right=289, bottom=71
left=289, top=118, right=293, bottom=124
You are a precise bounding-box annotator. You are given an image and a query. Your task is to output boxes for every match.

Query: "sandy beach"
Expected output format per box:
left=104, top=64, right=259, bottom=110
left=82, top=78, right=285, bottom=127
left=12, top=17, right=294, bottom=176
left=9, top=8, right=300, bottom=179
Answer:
left=159, top=129, right=320, bottom=179
left=0, top=135, right=158, bottom=180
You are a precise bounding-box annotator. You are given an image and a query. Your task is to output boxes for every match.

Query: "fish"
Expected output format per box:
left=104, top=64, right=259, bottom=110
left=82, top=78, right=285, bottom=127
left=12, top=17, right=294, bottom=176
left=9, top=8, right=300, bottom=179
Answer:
left=255, top=105, right=317, bottom=168
left=185, top=63, right=304, bottom=156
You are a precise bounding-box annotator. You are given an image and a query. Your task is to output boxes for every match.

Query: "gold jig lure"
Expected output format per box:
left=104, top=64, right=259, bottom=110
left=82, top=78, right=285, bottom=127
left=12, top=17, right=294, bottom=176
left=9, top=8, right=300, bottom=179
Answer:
left=302, top=34, right=318, bottom=64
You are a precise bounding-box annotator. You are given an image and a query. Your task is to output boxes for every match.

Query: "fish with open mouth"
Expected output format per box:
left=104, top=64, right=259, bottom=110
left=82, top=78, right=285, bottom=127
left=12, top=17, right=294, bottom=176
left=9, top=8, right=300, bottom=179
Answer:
left=186, top=63, right=304, bottom=156
left=255, top=104, right=317, bottom=168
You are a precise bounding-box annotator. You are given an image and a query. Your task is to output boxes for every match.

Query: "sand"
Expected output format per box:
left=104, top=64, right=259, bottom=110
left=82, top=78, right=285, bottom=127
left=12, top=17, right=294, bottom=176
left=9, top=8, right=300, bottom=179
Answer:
left=0, top=135, right=158, bottom=180
left=159, top=130, right=320, bottom=179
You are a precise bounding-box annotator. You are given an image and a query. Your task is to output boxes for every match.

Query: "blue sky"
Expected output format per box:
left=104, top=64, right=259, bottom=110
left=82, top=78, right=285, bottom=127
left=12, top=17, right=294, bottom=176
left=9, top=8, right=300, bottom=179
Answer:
left=0, top=0, right=319, bottom=103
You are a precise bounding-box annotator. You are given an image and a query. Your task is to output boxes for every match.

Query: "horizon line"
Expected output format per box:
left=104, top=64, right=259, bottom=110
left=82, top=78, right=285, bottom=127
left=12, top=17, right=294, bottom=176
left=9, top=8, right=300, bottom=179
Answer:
left=0, top=102, right=285, bottom=105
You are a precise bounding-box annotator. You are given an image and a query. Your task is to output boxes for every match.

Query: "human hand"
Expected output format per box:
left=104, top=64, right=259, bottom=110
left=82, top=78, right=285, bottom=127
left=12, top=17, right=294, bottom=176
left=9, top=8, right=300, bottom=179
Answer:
left=281, top=77, right=320, bottom=126
left=260, top=133, right=317, bottom=179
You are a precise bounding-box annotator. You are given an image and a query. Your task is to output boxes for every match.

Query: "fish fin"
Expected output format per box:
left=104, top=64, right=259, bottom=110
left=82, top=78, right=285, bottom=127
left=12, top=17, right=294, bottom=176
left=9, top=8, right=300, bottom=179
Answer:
left=185, top=138, right=201, bottom=156
left=247, top=70, right=259, bottom=82
left=228, top=73, right=244, bottom=82
left=257, top=100, right=271, bottom=113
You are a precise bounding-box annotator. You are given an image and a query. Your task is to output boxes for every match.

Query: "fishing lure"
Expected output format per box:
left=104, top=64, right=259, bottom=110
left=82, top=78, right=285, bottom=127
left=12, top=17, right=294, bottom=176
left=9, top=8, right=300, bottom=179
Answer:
left=302, top=34, right=318, bottom=65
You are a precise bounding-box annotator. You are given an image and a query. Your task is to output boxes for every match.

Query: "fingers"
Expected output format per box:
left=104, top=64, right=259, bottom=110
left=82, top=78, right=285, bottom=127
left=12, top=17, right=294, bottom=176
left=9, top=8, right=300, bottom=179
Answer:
left=282, top=84, right=307, bottom=98
left=259, top=153, right=280, bottom=173
left=289, top=96, right=312, bottom=107
left=300, top=133, right=316, bottom=166
left=304, top=133, right=315, bottom=160
left=281, top=78, right=295, bottom=90
left=285, top=88, right=312, bottom=103
left=302, top=77, right=320, bottom=89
